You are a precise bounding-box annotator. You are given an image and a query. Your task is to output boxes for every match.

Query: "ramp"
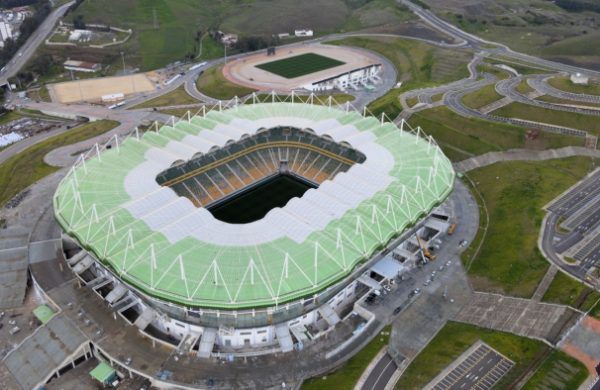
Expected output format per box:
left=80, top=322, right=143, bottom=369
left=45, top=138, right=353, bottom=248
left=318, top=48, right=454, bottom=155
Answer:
left=197, top=328, right=217, bottom=358
left=105, top=284, right=127, bottom=305
left=133, top=307, right=157, bottom=330
left=66, top=250, right=86, bottom=266
left=290, top=325, right=310, bottom=342
left=318, top=303, right=341, bottom=327
left=275, top=323, right=294, bottom=353
left=0, top=227, right=29, bottom=309
left=357, top=274, right=381, bottom=290
left=72, top=255, right=93, bottom=274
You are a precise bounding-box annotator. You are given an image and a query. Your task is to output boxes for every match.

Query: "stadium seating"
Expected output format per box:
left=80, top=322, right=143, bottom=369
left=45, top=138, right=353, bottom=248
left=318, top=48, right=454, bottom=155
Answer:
left=154, top=126, right=363, bottom=207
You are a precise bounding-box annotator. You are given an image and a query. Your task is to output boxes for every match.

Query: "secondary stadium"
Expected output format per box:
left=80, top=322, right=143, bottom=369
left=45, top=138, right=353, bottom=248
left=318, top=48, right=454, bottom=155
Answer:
left=53, top=97, right=454, bottom=355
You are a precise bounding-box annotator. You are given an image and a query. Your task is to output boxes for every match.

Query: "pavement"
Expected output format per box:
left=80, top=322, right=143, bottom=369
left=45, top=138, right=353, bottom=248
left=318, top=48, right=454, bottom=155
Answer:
left=452, top=293, right=578, bottom=344
left=453, top=146, right=600, bottom=173
left=360, top=352, right=398, bottom=390
left=529, top=75, right=600, bottom=104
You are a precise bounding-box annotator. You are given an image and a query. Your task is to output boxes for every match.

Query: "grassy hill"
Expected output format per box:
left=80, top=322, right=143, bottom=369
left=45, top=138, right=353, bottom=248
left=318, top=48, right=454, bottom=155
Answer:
left=65, top=0, right=413, bottom=71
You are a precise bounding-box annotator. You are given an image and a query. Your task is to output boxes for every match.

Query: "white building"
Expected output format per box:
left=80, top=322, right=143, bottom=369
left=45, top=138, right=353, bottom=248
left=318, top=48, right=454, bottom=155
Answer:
left=294, top=29, right=313, bottom=37
left=69, top=29, right=92, bottom=42
left=571, top=73, right=589, bottom=85
left=0, top=22, right=13, bottom=46
left=64, top=60, right=101, bottom=73
left=304, top=64, right=382, bottom=92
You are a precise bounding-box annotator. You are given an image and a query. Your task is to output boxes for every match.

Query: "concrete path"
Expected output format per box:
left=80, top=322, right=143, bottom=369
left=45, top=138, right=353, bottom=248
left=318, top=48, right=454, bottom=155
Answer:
left=451, top=292, right=578, bottom=344
left=454, top=146, right=600, bottom=173
left=532, top=265, right=559, bottom=302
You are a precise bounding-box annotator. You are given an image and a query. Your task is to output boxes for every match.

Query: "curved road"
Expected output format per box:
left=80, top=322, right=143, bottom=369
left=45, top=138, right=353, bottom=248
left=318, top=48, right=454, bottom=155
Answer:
left=528, top=75, right=600, bottom=104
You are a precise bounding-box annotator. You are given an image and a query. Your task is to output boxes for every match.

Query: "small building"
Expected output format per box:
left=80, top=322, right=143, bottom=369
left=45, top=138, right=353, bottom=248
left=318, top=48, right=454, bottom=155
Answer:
left=101, top=92, right=125, bottom=103
left=68, top=29, right=92, bottom=42
left=90, top=361, right=118, bottom=386
left=305, top=64, right=382, bottom=92
left=571, top=73, right=589, bottom=85
left=64, top=60, right=101, bottom=73
left=221, top=33, right=238, bottom=46
left=278, top=33, right=291, bottom=39
left=0, top=22, right=13, bottom=42
left=294, top=29, right=314, bottom=37
left=33, top=305, right=56, bottom=325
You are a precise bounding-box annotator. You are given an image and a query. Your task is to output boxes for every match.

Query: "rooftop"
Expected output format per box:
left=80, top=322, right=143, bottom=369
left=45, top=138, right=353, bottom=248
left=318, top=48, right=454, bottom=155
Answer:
left=53, top=102, right=454, bottom=310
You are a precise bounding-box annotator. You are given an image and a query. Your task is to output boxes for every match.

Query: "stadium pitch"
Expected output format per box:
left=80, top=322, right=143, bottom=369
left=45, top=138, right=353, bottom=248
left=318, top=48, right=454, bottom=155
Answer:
left=209, top=175, right=315, bottom=224
left=255, top=53, right=345, bottom=79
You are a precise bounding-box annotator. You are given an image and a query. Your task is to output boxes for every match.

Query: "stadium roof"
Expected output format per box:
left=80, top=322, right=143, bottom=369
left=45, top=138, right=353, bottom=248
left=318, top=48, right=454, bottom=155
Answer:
left=53, top=101, right=455, bottom=310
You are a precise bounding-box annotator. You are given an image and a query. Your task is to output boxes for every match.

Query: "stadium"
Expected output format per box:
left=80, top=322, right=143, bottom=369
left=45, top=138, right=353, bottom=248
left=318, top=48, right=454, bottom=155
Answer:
left=53, top=96, right=455, bottom=356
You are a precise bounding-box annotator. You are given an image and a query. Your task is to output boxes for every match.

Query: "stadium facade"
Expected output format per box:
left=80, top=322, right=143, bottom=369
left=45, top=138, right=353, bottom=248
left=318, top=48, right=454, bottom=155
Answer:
left=54, top=98, right=455, bottom=356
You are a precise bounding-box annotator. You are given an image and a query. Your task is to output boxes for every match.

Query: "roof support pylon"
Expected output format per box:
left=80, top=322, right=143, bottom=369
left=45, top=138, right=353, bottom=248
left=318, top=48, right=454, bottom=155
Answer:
left=94, top=143, right=101, bottom=162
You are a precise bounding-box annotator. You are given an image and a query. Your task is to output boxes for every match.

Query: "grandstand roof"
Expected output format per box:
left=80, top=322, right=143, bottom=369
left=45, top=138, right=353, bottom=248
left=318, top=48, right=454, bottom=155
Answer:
left=53, top=101, right=455, bottom=310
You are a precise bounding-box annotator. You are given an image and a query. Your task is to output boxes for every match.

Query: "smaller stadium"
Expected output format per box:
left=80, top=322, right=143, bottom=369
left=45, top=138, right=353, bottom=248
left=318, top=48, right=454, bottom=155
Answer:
left=255, top=53, right=346, bottom=79
left=223, top=45, right=382, bottom=92
left=54, top=96, right=454, bottom=356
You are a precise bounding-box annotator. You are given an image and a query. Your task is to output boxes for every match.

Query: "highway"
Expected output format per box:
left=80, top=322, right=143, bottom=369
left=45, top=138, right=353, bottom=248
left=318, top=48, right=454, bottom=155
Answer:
left=0, top=1, right=75, bottom=86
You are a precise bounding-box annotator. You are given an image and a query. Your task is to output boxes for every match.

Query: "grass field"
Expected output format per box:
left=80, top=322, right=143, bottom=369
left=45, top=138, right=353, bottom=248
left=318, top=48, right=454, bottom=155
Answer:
left=196, top=65, right=257, bottom=100
left=461, top=84, right=503, bottom=110
left=477, top=64, right=510, bottom=81
left=329, top=36, right=471, bottom=117
left=302, top=326, right=391, bottom=390
left=395, top=321, right=547, bottom=390
left=548, top=76, right=600, bottom=96
left=0, top=120, right=118, bottom=207
left=131, top=86, right=198, bottom=109
left=408, top=106, right=583, bottom=161
left=256, top=53, right=346, bottom=79
left=463, top=157, right=595, bottom=297
left=515, top=79, right=535, bottom=95
left=493, top=102, right=600, bottom=135
left=542, top=271, right=600, bottom=315
left=522, top=350, right=589, bottom=390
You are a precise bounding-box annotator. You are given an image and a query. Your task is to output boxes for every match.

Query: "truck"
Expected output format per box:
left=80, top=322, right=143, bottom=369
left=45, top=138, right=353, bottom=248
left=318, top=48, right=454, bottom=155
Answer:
left=447, top=222, right=457, bottom=235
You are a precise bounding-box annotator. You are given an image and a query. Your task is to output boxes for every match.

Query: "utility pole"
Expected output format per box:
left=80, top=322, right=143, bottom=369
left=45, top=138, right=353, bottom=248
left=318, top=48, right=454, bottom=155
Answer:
left=120, top=51, right=126, bottom=74
left=153, top=8, right=158, bottom=30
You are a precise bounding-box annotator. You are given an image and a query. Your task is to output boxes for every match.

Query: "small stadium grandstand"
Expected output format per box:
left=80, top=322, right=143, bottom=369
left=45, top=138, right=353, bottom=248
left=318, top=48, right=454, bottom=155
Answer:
left=53, top=98, right=454, bottom=352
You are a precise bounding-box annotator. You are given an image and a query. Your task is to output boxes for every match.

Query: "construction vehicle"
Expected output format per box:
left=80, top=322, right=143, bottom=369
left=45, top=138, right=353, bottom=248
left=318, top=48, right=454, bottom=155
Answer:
left=447, top=222, right=457, bottom=235
left=416, top=236, right=436, bottom=261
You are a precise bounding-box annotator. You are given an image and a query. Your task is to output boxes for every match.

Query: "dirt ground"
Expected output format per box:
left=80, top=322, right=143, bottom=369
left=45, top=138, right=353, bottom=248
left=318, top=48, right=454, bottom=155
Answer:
left=223, top=44, right=380, bottom=91
left=49, top=74, right=156, bottom=104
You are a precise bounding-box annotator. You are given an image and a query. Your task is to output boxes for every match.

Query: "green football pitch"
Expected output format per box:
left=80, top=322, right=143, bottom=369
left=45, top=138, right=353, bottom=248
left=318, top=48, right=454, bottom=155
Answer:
left=255, top=53, right=346, bottom=79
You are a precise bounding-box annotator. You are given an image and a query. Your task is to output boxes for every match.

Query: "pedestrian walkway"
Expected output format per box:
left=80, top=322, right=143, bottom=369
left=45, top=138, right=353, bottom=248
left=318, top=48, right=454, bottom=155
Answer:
left=454, top=146, right=600, bottom=173
left=532, top=265, right=559, bottom=301
left=452, top=292, right=575, bottom=343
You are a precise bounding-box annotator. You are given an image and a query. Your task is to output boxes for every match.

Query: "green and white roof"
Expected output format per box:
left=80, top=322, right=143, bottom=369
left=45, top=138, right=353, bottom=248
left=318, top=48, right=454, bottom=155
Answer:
left=53, top=102, right=455, bottom=310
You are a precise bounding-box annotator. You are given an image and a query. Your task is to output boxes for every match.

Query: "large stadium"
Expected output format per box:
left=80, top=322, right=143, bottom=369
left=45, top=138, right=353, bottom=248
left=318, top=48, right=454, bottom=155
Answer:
left=54, top=98, right=454, bottom=355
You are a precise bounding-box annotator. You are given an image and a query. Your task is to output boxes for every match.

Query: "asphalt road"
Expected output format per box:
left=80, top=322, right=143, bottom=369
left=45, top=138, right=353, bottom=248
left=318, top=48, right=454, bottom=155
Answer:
left=541, top=169, right=600, bottom=280
left=362, top=352, right=398, bottom=390
left=0, top=1, right=75, bottom=86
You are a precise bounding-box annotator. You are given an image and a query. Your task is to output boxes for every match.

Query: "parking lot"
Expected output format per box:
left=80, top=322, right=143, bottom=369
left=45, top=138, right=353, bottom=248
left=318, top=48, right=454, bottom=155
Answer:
left=428, top=342, right=513, bottom=390
left=543, top=168, right=600, bottom=276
